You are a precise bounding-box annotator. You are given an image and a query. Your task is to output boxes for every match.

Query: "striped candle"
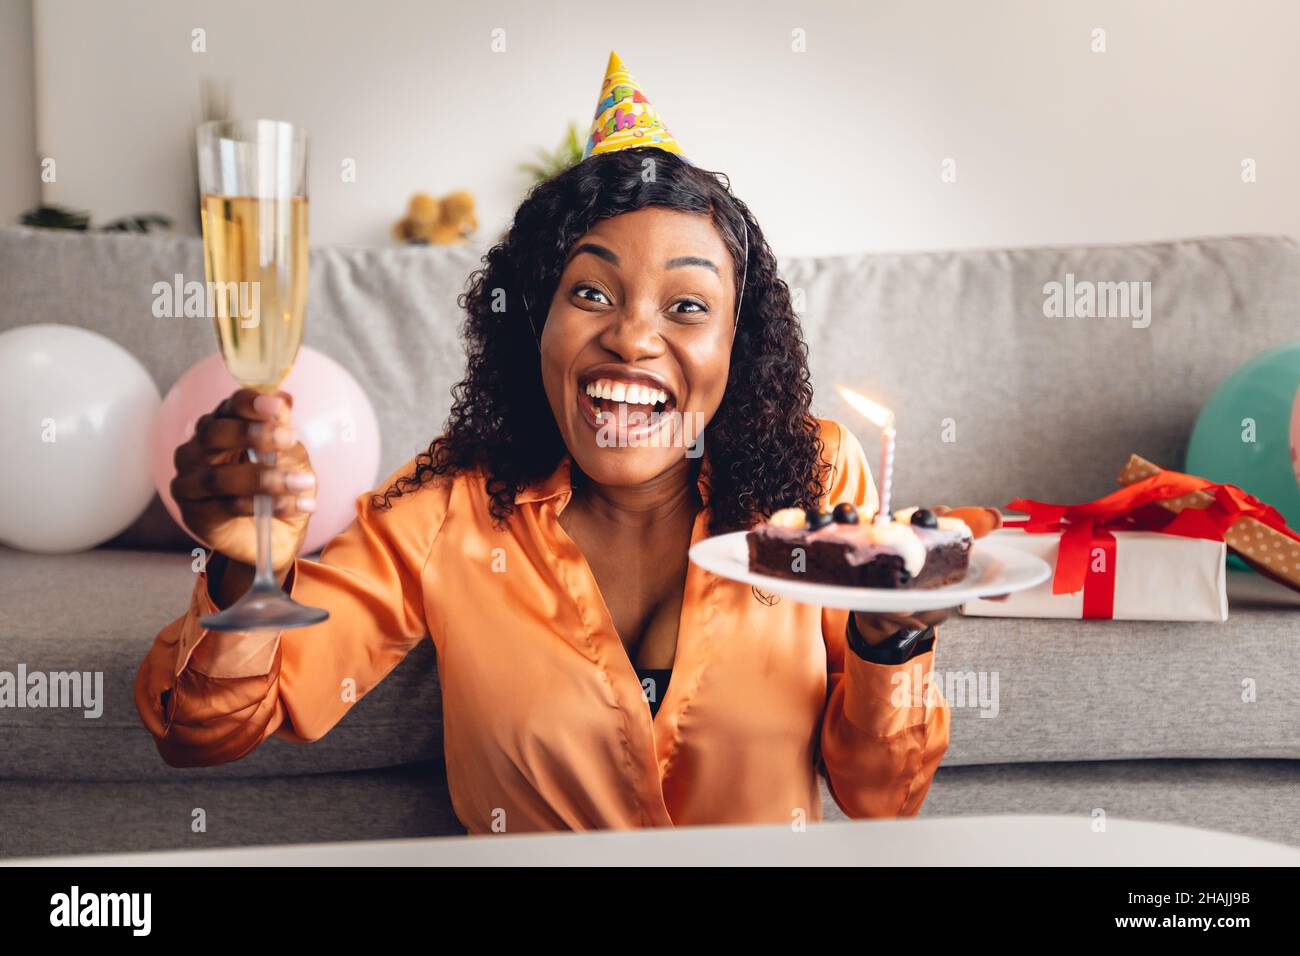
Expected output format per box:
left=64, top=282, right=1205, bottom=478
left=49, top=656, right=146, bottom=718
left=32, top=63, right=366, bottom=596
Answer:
left=877, top=423, right=896, bottom=523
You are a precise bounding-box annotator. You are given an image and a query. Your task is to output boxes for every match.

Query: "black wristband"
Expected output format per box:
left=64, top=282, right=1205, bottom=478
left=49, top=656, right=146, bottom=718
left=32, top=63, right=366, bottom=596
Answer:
left=846, top=614, right=936, bottom=666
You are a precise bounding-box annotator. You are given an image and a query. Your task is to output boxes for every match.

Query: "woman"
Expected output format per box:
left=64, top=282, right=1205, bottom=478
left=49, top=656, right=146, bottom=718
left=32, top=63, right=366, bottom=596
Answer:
left=136, top=143, right=951, bottom=833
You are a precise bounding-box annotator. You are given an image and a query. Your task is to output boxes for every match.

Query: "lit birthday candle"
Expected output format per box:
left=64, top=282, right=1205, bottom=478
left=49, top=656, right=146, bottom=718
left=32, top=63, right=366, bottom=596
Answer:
left=835, top=385, right=896, bottom=524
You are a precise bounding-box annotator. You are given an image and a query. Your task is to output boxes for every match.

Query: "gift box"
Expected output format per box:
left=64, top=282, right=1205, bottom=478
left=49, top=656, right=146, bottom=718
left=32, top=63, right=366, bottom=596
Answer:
left=961, top=524, right=1227, bottom=621
left=960, top=470, right=1240, bottom=620
left=1117, top=454, right=1300, bottom=594
left=963, top=455, right=1300, bottom=620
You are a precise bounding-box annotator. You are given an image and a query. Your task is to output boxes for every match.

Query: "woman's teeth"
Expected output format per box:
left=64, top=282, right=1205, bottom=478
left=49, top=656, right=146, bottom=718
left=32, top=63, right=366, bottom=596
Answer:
left=584, top=379, right=669, bottom=407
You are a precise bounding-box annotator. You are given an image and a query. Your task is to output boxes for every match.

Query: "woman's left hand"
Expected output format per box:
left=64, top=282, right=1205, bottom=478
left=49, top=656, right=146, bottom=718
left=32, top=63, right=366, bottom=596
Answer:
left=851, top=609, right=952, bottom=646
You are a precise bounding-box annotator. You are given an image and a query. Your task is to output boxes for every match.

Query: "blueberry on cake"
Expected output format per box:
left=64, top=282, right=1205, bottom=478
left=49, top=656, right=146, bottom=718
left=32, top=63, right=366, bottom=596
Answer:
left=746, top=504, right=974, bottom=589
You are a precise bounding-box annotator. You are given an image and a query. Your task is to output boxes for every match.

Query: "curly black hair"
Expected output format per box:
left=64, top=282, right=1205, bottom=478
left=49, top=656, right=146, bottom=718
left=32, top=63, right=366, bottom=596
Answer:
left=372, top=147, right=828, bottom=535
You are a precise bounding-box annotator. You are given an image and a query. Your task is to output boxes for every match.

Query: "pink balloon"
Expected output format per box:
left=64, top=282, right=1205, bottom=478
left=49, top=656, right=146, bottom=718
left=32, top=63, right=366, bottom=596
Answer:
left=151, top=347, right=382, bottom=556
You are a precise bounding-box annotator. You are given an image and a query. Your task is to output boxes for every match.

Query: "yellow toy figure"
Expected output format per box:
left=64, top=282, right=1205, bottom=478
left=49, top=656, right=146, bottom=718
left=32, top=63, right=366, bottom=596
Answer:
left=393, top=190, right=478, bottom=245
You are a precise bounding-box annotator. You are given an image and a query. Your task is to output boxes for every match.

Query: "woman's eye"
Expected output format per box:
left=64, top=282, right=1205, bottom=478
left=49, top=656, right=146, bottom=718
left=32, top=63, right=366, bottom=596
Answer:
left=574, top=284, right=610, bottom=305
left=671, top=298, right=707, bottom=315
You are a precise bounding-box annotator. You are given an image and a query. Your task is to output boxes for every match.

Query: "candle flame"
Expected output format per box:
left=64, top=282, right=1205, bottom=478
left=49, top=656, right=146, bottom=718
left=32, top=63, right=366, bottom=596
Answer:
left=835, top=385, right=895, bottom=429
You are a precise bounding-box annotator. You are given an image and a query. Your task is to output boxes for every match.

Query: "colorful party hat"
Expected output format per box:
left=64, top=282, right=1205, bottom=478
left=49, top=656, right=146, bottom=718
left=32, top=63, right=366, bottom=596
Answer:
left=583, top=51, right=685, bottom=160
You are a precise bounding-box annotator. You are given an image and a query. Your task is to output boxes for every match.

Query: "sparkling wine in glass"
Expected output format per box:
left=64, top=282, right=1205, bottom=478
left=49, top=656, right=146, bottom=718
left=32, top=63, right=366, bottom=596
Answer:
left=196, top=119, right=328, bottom=631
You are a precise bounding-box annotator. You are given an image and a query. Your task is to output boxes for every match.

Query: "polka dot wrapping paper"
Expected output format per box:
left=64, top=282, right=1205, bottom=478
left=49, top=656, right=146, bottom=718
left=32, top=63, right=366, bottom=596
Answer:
left=1117, top=454, right=1300, bottom=594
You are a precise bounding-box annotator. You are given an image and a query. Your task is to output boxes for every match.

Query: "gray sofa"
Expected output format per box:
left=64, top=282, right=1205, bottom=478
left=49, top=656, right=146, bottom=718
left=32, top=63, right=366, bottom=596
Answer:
left=2, top=225, right=1298, bottom=858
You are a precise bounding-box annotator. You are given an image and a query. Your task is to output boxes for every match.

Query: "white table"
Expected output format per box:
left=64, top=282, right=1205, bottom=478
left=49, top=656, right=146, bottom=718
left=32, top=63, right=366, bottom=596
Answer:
left=9, top=815, right=1299, bottom=866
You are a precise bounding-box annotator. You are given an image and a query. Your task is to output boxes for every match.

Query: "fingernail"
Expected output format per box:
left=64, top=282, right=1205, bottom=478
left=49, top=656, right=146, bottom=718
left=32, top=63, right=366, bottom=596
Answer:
left=297, top=495, right=317, bottom=513
left=247, top=422, right=266, bottom=442
left=253, top=394, right=284, bottom=417
left=286, top=471, right=315, bottom=492
left=272, top=426, right=294, bottom=447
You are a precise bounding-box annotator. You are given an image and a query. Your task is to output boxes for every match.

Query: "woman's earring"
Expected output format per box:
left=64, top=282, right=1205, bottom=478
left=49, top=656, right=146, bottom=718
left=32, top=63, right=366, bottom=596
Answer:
left=521, top=293, right=542, bottom=355
left=732, top=219, right=749, bottom=342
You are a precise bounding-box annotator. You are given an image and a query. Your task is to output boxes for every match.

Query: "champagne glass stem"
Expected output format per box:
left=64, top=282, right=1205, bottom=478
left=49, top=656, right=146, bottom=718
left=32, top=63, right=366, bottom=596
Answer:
left=248, top=447, right=279, bottom=589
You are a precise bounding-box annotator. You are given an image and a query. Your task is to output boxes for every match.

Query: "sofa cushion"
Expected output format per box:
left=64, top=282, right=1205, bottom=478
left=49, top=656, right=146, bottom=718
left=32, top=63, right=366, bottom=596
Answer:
left=787, top=235, right=1300, bottom=506
left=917, top=759, right=1300, bottom=849
left=0, top=545, right=442, bottom=781
left=0, top=760, right=463, bottom=859
left=936, top=569, right=1300, bottom=766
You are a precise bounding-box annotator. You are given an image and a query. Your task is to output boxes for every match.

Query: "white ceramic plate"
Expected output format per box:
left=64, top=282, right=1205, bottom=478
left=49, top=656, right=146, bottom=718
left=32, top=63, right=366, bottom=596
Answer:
left=688, top=531, right=1052, bottom=613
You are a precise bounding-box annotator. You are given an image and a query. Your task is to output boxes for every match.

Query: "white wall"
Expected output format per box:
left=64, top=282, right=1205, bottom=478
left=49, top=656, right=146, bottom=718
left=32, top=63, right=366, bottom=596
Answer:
left=0, top=0, right=38, bottom=224
left=26, top=0, right=1300, bottom=255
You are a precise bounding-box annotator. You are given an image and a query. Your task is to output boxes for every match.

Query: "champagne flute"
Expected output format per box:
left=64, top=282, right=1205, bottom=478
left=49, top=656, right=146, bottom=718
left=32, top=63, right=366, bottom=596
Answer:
left=196, top=119, right=329, bottom=631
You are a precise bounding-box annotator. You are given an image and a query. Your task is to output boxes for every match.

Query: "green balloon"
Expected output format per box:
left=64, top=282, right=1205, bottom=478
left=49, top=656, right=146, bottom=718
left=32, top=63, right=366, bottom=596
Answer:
left=1186, top=342, right=1300, bottom=542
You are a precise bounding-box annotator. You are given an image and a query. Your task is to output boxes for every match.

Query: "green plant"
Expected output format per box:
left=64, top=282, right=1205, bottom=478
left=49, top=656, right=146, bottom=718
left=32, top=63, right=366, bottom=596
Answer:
left=18, top=205, right=172, bottom=233
left=518, top=122, right=584, bottom=185
left=19, top=205, right=91, bottom=230
left=101, top=214, right=173, bottom=233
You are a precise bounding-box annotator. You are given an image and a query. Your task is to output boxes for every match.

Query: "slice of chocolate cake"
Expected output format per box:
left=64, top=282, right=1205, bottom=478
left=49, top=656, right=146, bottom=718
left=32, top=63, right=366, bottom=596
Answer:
left=746, top=503, right=972, bottom=590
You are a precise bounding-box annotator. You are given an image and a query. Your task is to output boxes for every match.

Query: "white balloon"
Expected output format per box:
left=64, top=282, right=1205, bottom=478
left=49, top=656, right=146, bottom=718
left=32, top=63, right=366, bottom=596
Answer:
left=0, top=324, right=161, bottom=553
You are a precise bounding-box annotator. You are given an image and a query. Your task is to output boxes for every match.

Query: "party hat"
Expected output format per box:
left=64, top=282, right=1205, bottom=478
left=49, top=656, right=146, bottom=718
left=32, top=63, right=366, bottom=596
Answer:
left=583, top=51, right=685, bottom=160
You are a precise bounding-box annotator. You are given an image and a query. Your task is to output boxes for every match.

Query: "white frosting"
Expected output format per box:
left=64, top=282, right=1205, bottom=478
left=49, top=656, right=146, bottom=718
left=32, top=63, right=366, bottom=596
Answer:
left=862, top=521, right=927, bottom=577
left=937, top=516, right=972, bottom=537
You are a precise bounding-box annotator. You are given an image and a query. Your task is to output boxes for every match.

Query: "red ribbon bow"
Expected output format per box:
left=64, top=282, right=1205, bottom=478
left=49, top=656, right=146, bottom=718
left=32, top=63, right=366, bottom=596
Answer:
left=1005, top=468, right=1299, bottom=618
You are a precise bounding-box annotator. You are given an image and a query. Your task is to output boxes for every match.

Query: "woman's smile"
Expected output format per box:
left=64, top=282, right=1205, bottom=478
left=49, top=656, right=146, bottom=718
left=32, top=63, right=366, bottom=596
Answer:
left=576, top=363, right=678, bottom=444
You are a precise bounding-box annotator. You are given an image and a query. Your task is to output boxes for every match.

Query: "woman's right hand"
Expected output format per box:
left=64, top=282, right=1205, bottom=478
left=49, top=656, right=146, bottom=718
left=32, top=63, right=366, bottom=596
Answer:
left=171, top=388, right=317, bottom=574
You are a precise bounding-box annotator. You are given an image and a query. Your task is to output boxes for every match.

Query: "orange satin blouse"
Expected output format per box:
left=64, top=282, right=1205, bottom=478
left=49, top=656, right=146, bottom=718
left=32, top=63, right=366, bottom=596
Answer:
left=135, top=418, right=950, bottom=832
